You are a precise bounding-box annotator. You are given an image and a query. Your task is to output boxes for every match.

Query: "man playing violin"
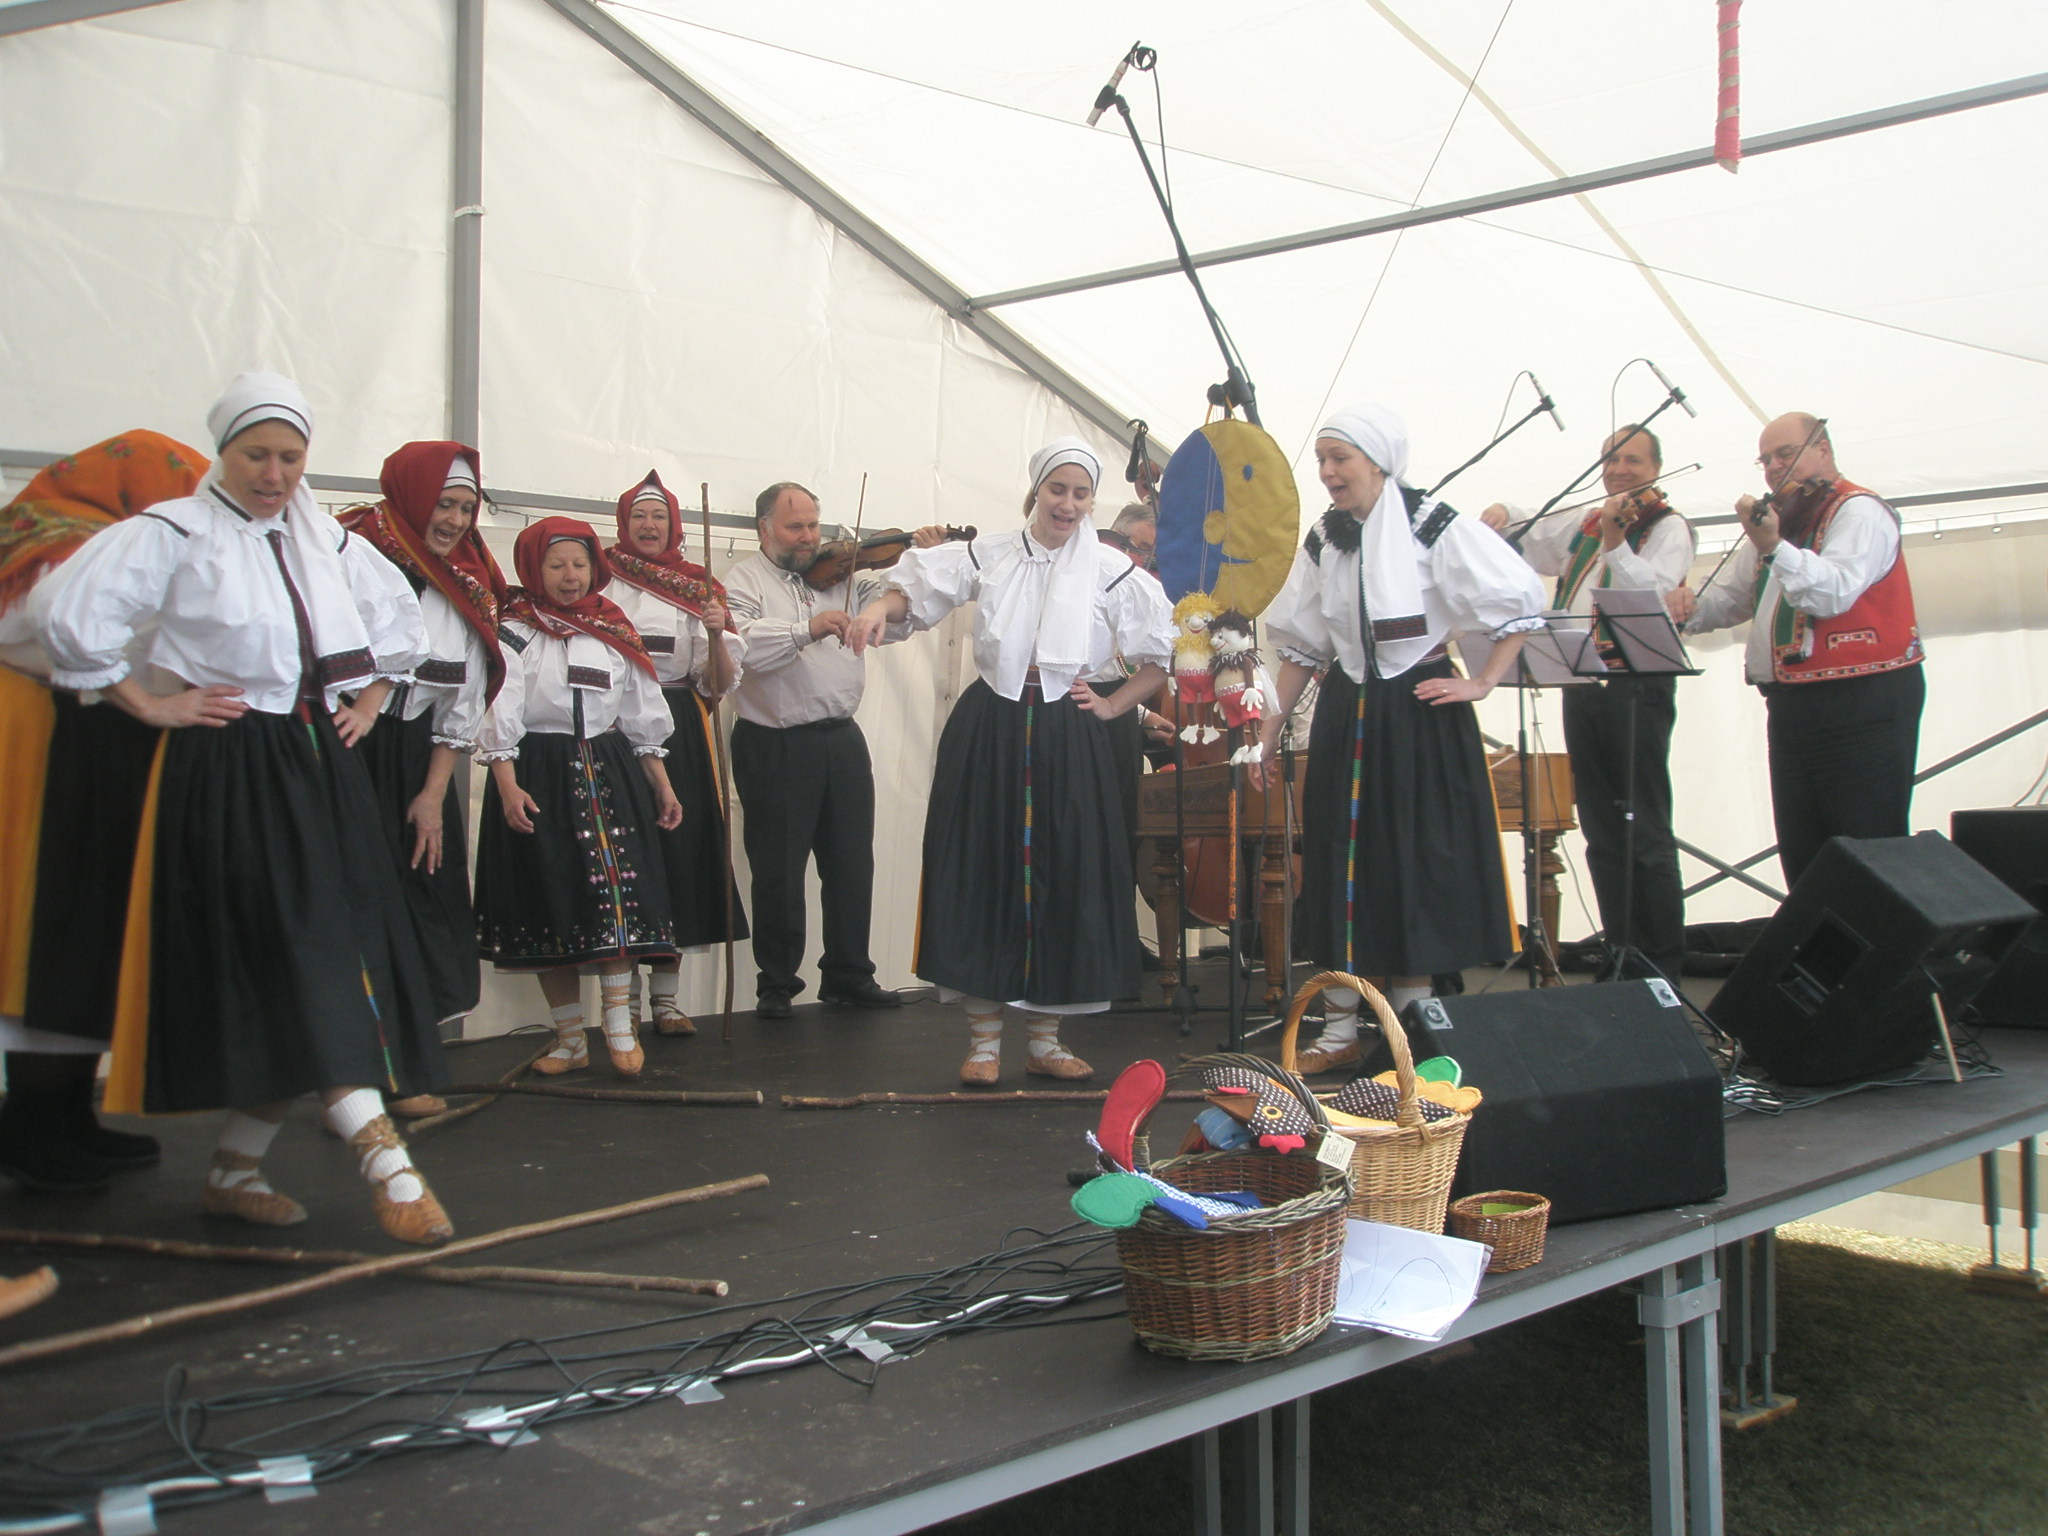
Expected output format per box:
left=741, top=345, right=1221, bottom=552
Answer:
left=722, top=482, right=947, bottom=1017
left=1482, top=425, right=1697, bottom=983
left=1669, top=413, right=1924, bottom=887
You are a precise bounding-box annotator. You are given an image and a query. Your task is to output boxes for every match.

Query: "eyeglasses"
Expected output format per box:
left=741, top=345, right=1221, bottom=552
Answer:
left=1754, top=446, right=1806, bottom=469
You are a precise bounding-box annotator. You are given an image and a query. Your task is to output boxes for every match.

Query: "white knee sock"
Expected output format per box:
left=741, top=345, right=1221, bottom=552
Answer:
left=963, top=999, right=1003, bottom=1062
left=1312, top=986, right=1361, bottom=1050
left=599, top=971, right=635, bottom=1045
left=1023, top=1014, right=1069, bottom=1062
left=325, top=1087, right=424, bottom=1204
left=649, top=969, right=682, bottom=1017
left=1386, top=984, right=1431, bottom=1016
left=210, top=1110, right=286, bottom=1191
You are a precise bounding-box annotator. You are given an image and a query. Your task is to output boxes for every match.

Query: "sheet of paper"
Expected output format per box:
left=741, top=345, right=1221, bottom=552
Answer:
left=1331, top=1218, right=1490, bottom=1341
left=1589, top=585, right=1695, bottom=674
left=1456, top=612, right=1604, bottom=688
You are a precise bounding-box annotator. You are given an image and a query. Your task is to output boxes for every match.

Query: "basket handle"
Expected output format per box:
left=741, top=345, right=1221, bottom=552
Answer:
left=1276, top=970, right=1427, bottom=1130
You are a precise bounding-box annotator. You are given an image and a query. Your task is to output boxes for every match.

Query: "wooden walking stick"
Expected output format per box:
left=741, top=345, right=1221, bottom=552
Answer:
left=701, top=481, right=739, bottom=1044
left=439, top=1081, right=763, bottom=1105
left=781, top=1089, right=1210, bottom=1109
left=0, top=1173, right=768, bottom=1370
left=408, top=1038, right=553, bottom=1135
left=0, top=1229, right=727, bottom=1297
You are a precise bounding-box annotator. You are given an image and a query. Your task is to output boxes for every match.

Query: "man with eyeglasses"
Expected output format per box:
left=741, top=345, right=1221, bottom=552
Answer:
left=1668, top=413, right=1924, bottom=886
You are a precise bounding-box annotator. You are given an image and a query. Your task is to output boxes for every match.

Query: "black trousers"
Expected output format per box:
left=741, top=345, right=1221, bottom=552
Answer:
left=1562, top=674, right=1685, bottom=980
left=730, top=716, right=877, bottom=998
left=1763, top=664, right=1925, bottom=889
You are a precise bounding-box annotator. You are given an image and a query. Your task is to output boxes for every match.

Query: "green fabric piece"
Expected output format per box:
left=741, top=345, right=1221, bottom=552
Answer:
left=1071, top=1173, right=1160, bottom=1229
left=1413, top=1055, right=1462, bottom=1086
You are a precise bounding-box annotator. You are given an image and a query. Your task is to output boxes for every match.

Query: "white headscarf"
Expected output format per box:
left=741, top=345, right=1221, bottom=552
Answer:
left=1006, top=436, right=1102, bottom=698
left=199, top=371, right=378, bottom=705
left=207, top=370, right=313, bottom=451
left=444, top=460, right=480, bottom=491
left=1318, top=403, right=1438, bottom=678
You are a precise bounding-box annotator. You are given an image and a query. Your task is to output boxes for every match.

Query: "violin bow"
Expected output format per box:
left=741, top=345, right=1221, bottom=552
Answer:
left=701, top=481, right=738, bottom=1043
left=840, top=470, right=869, bottom=624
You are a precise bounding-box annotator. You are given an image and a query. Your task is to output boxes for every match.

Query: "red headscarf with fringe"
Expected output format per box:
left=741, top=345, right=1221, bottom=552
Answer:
left=338, top=440, right=510, bottom=700
left=506, top=516, right=656, bottom=678
left=0, top=431, right=207, bottom=617
left=604, top=470, right=725, bottom=618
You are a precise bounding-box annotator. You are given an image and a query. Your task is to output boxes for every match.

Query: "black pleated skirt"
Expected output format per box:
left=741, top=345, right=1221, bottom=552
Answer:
left=356, top=709, right=480, bottom=1029
left=23, top=694, right=161, bottom=1044
left=655, top=685, right=748, bottom=949
left=1298, top=658, right=1513, bottom=977
left=143, top=708, right=448, bottom=1113
left=916, top=679, right=1140, bottom=1007
left=475, top=730, right=678, bottom=970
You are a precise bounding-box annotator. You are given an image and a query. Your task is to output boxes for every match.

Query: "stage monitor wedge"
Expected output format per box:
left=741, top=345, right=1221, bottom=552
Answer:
left=1708, top=833, right=2036, bottom=1086
left=1361, top=979, right=1726, bottom=1226
left=1950, top=807, right=2048, bottom=1028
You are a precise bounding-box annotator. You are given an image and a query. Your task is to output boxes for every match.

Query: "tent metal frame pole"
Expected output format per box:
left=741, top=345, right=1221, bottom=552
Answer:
left=969, top=72, right=2048, bottom=311
left=0, top=0, right=176, bottom=36
left=538, top=0, right=1144, bottom=453
left=450, top=0, right=486, bottom=448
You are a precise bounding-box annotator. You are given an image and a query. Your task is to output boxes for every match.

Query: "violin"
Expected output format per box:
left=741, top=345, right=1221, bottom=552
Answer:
left=1607, top=483, right=1671, bottom=530
left=1746, top=475, right=1834, bottom=545
left=804, top=526, right=976, bottom=590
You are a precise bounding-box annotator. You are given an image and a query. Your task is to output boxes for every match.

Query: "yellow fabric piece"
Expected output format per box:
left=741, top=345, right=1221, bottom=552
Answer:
left=0, top=670, right=55, bottom=1016
left=101, top=734, right=167, bottom=1116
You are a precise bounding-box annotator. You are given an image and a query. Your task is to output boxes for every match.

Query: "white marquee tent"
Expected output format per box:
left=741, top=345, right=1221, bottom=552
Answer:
left=5, top=0, right=2046, bottom=1031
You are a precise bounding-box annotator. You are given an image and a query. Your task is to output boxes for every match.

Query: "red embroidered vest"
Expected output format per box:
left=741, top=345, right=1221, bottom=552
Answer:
left=1766, top=479, right=1922, bottom=684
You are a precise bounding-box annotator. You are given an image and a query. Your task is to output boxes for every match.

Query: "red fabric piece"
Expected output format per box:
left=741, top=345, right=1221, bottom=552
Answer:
left=1770, top=479, right=1923, bottom=685
left=506, top=516, right=657, bottom=679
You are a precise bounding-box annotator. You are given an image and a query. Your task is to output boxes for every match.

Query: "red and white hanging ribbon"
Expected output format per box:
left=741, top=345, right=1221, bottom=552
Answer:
left=1715, top=0, right=1743, bottom=173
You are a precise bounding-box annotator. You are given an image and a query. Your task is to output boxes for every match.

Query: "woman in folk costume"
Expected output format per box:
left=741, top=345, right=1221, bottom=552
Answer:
left=337, top=442, right=509, bottom=1067
left=849, top=438, right=1174, bottom=1084
left=474, top=518, right=682, bottom=1076
left=36, top=373, right=459, bottom=1246
left=0, top=432, right=205, bottom=1193
left=1250, top=402, right=1546, bottom=1073
left=604, top=472, right=748, bottom=1036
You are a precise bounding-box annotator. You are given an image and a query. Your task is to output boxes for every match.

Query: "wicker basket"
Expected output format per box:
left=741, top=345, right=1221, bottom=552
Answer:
left=1279, top=971, right=1472, bottom=1234
left=1114, top=1072, right=1351, bottom=1362
left=1448, top=1191, right=1551, bottom=1272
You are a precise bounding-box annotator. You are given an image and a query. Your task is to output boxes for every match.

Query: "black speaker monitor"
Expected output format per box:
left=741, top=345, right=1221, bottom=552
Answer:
left=1950, top=807, right=2048, bottom=1028
left=1363, top=980, right=1726, bottom=1226
left=1707, top=832, right=2036, bottom=1086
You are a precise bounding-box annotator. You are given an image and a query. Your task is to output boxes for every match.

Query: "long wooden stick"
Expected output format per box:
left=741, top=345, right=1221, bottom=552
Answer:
left=0, top=1229, right=726, bottom=1297
left=408, top=1040, right=553, bottom=1135
left=0, top=1174, right=768, bottom=1370
left=781, top=1090, right=1211, bottom=1109
left=440, top=1082, right=762, bottom=1106
left=701, top=480, right=738, bottom=1045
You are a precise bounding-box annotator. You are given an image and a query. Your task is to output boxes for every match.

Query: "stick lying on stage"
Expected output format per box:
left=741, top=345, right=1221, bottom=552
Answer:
left=439, top=1082, right=765, bottom=1105
left=781, top=1090, right=1210, bottom=1109
left=409, top=1039, right=553, bottom=1134
left=0, top=1174, right=769, bottom=1370
left=0, top=1229, right=727, bottom=1297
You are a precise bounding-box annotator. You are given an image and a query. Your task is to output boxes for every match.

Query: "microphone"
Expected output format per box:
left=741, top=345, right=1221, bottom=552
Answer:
left=1648, top=359, right=1699, bottom=419
left=1086, top=45, right=1139, bottom=127
left=1530, top=374, right=1566, bottom=433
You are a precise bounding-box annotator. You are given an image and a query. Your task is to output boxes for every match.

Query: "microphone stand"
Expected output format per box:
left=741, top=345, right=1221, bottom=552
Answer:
left=1102, top=87, right=1260, bottom=425
left=1505, top=392, right=1689, bottom=550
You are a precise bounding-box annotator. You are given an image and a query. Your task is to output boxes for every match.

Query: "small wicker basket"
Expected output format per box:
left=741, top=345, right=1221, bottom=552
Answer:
left=1279, top=971, right=1473, bottom=1234
left=1448, top=1191, right=1551, bottom=1272
left=1114, top=1066, right=1351, bottom=1362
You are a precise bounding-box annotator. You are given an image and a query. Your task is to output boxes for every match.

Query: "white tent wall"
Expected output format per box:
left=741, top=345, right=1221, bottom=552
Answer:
left=0, top=0, right=456, bottom=467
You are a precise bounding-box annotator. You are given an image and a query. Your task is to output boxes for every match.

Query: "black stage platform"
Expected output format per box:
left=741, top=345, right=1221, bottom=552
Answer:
left=4, top=971, right=2046, bottom=1536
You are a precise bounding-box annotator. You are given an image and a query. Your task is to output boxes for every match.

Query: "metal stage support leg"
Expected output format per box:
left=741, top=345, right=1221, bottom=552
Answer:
left=1720, top=1230, right=1797, bottom=1429
left=1191, top=1402, right=1307, bottom=1536
left=1968, top=1138, right=2048, bottom=1297
left=1639, top=1254, right=1724, bottom=1536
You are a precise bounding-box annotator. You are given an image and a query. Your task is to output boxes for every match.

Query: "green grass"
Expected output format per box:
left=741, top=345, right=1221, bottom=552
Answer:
left=941, top=1224, right=2048, bottom=1534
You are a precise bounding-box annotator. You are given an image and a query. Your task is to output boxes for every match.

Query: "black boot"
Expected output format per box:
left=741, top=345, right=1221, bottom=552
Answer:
left=0, top=1053, right=115, bottom=1194
left=48, top=1053, right=159, bottom=1168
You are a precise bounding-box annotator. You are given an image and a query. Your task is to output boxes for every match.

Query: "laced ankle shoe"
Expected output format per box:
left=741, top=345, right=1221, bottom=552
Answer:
left=388, top=1095, right=448, bottom=1118
left=1023, top=1017, right=1093, bottom=1081
left=652, top=1002, right=696, bottom=1036
left=959, top=1012, right=1003, bottom=1086
left=602, top=1015, right=644, bottom=1076
left=1293, top=1036, right=1363, bottom=1074
left=202, top=1150, right=308, bottom=1226
left=533, top=1026, right=590, bottom=1076
left=348, top=1116, right=453, bottom=1247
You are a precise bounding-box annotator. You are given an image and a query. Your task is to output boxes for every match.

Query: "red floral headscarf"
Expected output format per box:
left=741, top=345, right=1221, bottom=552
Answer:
left=605, top=469, right=725, bottom=618
left=1, top=430, right=207, bottom=617
left=505, top=516, right=656, bottom=678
